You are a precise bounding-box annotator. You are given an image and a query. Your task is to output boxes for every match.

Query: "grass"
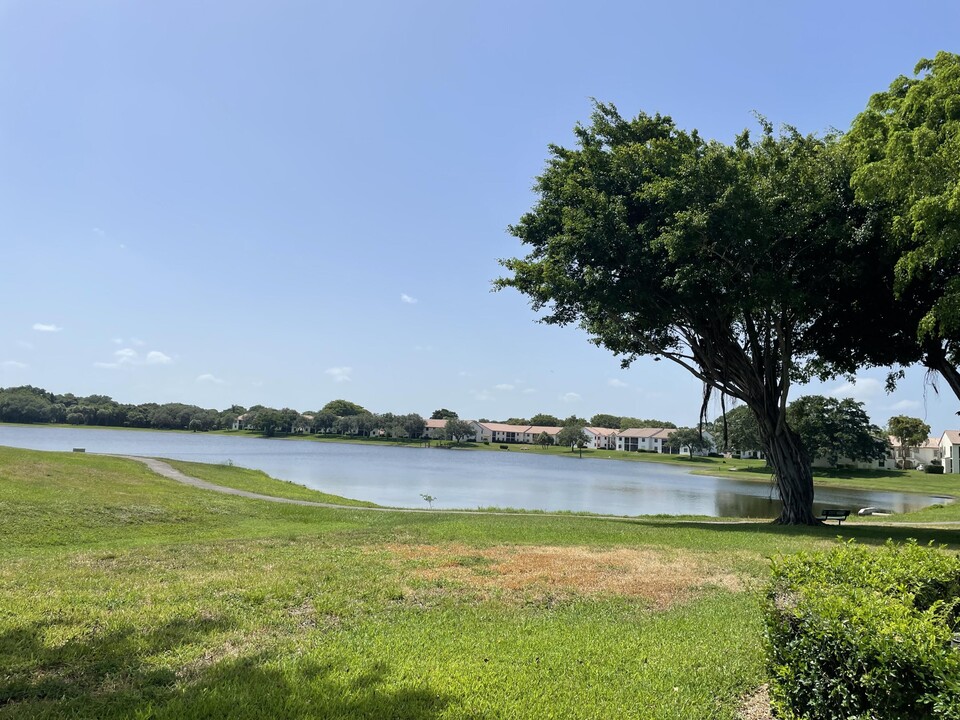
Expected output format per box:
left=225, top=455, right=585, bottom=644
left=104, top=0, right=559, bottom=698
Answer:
left=162, top=459, right=380, bottom=507
left=3, top=446, right=960, bottom=718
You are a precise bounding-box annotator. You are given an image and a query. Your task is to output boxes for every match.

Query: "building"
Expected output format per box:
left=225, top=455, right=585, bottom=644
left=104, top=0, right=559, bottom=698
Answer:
left=888, top=435, right=942, bottom=469
left=940, top=431, right=960, bottom=474
left=583, top=427, right=618, bottom=449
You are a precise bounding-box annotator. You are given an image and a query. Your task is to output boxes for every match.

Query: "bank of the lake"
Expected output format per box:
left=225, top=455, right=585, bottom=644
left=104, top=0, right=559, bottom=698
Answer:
left=2, top=447, right=959, bottom=720
left=0, top=424, right=950, bottom=519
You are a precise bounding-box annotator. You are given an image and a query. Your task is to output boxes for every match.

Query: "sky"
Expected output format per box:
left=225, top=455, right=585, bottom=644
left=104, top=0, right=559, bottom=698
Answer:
left=1, top=0, right=958, bottom=433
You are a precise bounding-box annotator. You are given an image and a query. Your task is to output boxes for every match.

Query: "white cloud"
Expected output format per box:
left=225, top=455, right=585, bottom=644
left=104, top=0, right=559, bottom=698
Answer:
left=2, top=360, right=27, bottom=369
left=522, top=388, right=536, bottom=394
left=32, top=323, right=62, bottom=332
left=146, top=351, right=172, bottom=365
left=92, top=227, right=106, bottom=237
left=561, top=392, right=582, bottom=403
left=888, top=399, right=922, bottom=412
left=827, top=377, right=883, bottom=402
left=112, top=337, right=124, bottom=345
left=96, top=347, right=172, bottom=368
left=400, top=293, right=418, bottom=304
left=414, top=344, right=434, bottom=352
left=495, top=383, right=515, bottom=391
left=471, top=389, right=492, bottom=401
left=608, top=378, right=628, bottom=388
left=196, top=373, right=226, bottom=385
left=325, top=366, right=352, bottom=383
left=131, top=337, right=146, bottom=346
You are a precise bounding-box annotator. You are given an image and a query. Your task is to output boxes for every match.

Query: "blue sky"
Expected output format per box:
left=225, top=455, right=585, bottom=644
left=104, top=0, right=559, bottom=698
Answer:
left=1, top=0, right=958, bottom=433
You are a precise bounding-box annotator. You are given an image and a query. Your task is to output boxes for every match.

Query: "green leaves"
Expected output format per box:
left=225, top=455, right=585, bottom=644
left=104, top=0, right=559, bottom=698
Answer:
left=765, top=541, right=960, bottom=719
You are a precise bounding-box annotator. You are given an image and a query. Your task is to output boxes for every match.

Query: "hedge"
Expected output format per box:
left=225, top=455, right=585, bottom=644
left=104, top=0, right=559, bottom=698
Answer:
left=764, top=541, right=960, bottom=719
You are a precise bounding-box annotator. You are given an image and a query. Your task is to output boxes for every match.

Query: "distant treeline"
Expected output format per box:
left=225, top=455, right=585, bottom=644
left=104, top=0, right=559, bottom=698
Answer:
left=478, top=413, right=677, bottom=430
left=0, top=385, right=242, bottom=431
left=0, top=386, right=680, bottom=436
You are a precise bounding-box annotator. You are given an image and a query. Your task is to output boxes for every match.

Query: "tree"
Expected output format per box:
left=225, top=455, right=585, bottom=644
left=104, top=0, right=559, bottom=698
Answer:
left=589, top=413, right=621, bottom=429
left=619, top=417, right=677, bottom=430
left=887, top=415, right=931, bottom=466
left=669, top=427, right=712, bottom=458
left=251, top=408, right=283, bottom=437
left=444, top=418, right=475, bottom=444
left=0, top=386, right=57, bottom=423
left=844, top=52, right=960, bottom=403
left=556, top=424, right=588, bottom=450
left=709, top=405, right=763, bottom=454
left=498, top=104, right=868, bottom=524
left=502, top=417, right=529, bottom=426
left=536, top=431, right=553, bottom=448
left=312, top=410, right=338, bottom=433
left=529, top=413, right=561, bottom=426
left=430, top=408, right=458, bottom=420
left=322, top=399, right=367, bottom=417
left=787, top=396, right=887, bottom=468
left=402, top=413, right=426, bottom=439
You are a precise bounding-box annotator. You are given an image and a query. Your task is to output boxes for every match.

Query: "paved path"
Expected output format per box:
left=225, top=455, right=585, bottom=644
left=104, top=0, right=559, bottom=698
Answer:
left=114, top=455, right=383, bottom=510
left=116, top=454, right=960, bottom=528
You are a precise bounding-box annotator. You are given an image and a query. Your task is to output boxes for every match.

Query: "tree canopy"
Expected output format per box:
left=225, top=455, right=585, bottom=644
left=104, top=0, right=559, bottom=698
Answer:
left=709, top=405, right=763, bottom=454
left=619, top=417, right=678, bottom=430
left=668, top=427, right=712, bottom=458
left=443, top=418, right=476, bottom=444
left=498, top=104, right=869, bottom=524
left=529, top=413, right=562, bottom=426
left=589, top=413, right=621, bottom=429
left=786, top=396, right=887, bottom=468
left=321, top=399, right=367, bottom=417
left=887, top=415, right=932, bottom=464
left=843, top=52, right=960, bottom=403
left=556, top=424, right=588, bottom=449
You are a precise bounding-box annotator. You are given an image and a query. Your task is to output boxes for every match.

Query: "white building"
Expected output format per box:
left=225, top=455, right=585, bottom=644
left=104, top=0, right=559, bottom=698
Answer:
left=584, top=427, right=618, bottom=449
left=940, top=431, right=960, bottom=474
left=888, top=435, right=942, bottom=469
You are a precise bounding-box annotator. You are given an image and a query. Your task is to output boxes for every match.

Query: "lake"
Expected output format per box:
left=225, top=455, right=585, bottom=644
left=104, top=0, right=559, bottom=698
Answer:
left=0, top=425, right=949, bottom=518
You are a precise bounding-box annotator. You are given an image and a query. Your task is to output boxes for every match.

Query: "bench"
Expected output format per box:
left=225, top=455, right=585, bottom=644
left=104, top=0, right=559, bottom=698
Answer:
left=819, top=509, right=850, bottom=525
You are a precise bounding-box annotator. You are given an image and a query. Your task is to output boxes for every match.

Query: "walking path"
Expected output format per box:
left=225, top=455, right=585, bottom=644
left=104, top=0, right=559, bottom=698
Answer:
left=117, top=454, right=960, bottom=527
left=115, top=455, right=392, bottom=511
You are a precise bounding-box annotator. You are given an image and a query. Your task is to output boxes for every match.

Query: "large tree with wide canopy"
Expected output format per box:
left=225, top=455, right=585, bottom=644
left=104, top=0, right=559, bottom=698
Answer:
left=498, top=104, right=880, bottom=524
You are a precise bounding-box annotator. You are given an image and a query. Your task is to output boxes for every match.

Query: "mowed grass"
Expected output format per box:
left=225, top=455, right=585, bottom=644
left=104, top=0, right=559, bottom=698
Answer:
left=3, top=448, right=960, bottom=719
left=162, top=459, right=380, bottom=507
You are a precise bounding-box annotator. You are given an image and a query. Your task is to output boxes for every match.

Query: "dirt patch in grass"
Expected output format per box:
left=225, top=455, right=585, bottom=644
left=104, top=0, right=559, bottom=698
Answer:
left=738, top=684, right=773, bottom=720
left=383, top=544, right=743, bottom=609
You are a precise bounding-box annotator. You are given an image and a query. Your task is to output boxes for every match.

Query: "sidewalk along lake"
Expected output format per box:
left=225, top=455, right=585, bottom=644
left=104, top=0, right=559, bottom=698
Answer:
left=0, top=425, right=949, bottom=518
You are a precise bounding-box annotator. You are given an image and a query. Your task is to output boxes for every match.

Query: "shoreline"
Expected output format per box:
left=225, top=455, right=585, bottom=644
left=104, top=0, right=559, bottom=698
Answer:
left=0, top=422, right=952, bottom=503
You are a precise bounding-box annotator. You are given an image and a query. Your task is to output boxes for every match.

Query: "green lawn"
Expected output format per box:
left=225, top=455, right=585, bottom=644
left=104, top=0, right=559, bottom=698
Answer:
left=2, top=447, right=960, bottom=718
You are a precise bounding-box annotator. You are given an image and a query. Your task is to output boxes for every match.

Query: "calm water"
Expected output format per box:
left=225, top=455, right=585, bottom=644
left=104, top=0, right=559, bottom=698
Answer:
left=0, top=425, right=949, bottom=517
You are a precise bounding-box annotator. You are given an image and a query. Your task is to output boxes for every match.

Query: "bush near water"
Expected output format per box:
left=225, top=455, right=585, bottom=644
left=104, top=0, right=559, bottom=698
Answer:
left=764, top=541, right=960, bottom=719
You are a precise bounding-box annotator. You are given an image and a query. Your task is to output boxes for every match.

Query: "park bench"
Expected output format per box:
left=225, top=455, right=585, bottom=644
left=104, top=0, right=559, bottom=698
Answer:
left=819, top=509, right=850, bottom=525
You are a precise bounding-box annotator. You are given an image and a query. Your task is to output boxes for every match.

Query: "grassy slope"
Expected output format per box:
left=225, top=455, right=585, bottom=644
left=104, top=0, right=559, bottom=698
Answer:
left=3, top=447, right=960, bottom=719
left=162, top=459, right=379, bottom=507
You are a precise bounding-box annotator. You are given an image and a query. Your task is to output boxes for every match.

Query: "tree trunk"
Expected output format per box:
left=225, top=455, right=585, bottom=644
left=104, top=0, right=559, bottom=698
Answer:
left=755, top=410, right=821, bottom=525
left=923, top=342, right=960, bottom=408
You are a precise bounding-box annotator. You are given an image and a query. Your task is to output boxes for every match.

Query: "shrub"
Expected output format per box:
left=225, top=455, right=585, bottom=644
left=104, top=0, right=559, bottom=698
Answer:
left=764, top=541, right=960, bottom=720
left=927, top=464, right=946, bottom=474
